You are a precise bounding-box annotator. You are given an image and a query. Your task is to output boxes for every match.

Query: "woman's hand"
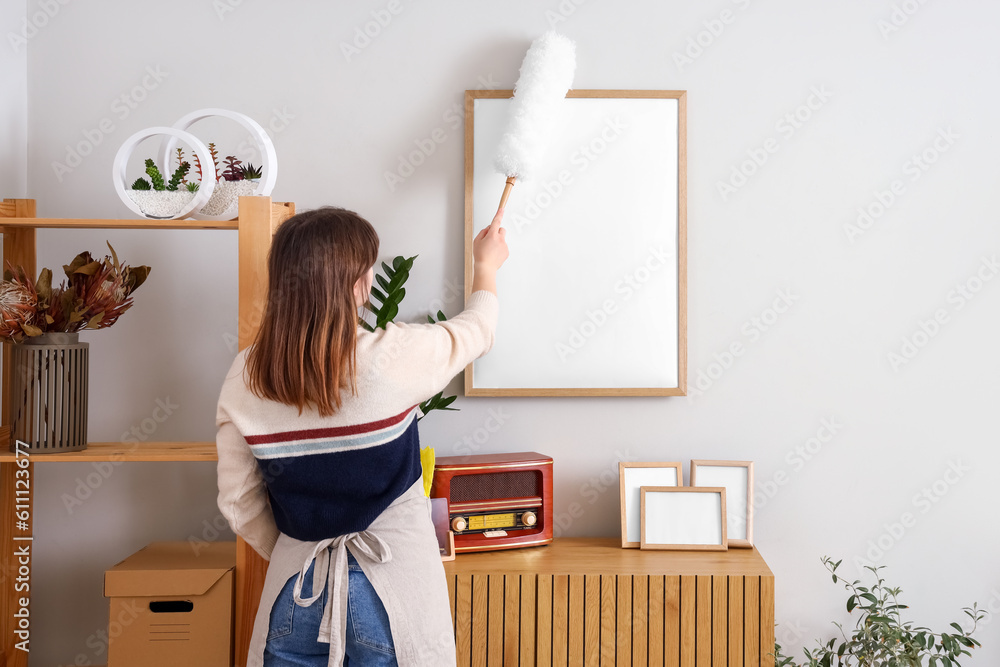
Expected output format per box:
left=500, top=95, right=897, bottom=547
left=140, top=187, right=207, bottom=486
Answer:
left=473, top=207, right=509, bottom=271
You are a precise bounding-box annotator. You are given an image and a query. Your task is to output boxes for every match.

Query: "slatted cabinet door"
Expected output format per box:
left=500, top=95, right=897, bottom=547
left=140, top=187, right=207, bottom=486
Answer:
left=445, top=538, right=775, bottom=667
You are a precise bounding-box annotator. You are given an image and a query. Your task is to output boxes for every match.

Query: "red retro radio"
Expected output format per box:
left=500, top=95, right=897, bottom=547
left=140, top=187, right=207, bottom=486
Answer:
left=430, top=451, right=553, bottom=553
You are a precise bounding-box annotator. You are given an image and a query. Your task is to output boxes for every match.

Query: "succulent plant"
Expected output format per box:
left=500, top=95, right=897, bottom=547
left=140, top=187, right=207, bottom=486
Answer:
left=192, top=152, right=204, bottom=183
left=175, top=148, right=187, bottom=184
left=166, top=162, right=191, bottom=191
left=186, top=181, right=200, bottom=193
left=239, top=163, right=263, bottom=180
left=208, top=143, right=221, bottom=181
left=221, top=156, right=244, bottom=182
left=144, top=159, right=165, bottom=191
left=131, top=177, right=151, bottom=191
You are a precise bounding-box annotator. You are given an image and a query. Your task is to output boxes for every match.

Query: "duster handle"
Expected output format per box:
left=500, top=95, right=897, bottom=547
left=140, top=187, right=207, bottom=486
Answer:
left=497, top=176, right=517, bottom=213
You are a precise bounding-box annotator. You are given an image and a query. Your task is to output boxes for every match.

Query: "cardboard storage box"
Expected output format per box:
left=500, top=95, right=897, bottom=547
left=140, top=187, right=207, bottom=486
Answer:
left=104, top=541, right=236, bottom=667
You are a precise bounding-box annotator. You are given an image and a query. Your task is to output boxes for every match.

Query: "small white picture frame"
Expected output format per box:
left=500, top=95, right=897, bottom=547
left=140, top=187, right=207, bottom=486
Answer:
left=618, top=462, right=682, bottom=548
left=690, top=460, right=754, bottom=548
left=639, top=486, right=728, bottom=551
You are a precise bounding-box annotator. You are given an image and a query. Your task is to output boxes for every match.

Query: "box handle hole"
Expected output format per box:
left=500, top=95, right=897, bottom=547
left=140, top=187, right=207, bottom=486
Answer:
left=149, top=600, right=194, bottom=613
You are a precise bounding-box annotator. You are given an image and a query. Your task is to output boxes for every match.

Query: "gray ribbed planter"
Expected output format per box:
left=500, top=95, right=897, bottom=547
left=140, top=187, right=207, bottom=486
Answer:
left=9, top=331, right=89, bottom=453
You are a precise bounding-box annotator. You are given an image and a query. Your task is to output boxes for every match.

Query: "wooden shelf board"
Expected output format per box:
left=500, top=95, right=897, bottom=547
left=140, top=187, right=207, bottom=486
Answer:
left=0, top=441, right=217, bottom=462
left=443, top=537, right=774, bottom=577
left=0, top=217, right=238, bottom=230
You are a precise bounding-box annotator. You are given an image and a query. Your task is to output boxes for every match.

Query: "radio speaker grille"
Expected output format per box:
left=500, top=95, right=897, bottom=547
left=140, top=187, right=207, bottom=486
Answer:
left=450, top=470, right=540, bottom=502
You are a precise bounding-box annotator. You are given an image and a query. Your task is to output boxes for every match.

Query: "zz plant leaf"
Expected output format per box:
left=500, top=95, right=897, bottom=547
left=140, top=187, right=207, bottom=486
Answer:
left=357, top=256, right=460, bottom=420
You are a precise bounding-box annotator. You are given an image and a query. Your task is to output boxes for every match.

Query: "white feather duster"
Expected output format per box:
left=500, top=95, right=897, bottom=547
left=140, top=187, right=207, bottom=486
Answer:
left=493, top=31, right=576, bottom=208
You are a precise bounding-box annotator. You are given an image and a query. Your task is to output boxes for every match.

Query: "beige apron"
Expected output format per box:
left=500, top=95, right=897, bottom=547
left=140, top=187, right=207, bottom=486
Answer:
left=246, top=479, right=456, bottom=667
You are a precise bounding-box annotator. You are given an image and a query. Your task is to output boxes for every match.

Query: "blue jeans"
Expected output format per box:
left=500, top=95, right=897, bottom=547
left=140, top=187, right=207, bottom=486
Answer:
left=263, top=549, right=397, bottom=666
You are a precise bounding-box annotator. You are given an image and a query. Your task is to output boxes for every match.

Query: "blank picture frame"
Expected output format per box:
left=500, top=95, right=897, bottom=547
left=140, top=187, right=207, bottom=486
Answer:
left=690, top=460, right=754, bottom=548
left=639, top=486, right=727, bottom=551
left=463, top=89, right=687, bottom=397
left=618, top=462, right=682, bottom=548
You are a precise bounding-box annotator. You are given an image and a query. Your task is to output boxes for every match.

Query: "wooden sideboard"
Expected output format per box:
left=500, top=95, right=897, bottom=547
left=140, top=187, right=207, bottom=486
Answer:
left=443, top=537, right=774, bottom=666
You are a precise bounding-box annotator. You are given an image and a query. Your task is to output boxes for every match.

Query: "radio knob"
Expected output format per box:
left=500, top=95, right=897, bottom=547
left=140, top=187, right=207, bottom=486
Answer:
left=451, top=517, right=467, bottom=532
left=521, top=511, right=537, bottom=527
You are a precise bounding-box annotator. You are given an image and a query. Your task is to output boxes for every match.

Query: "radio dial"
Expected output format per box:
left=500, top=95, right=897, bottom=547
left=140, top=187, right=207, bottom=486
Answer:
left=521, top=511, right=537, bottom=527
left=451, top=517, right=467, bottom=532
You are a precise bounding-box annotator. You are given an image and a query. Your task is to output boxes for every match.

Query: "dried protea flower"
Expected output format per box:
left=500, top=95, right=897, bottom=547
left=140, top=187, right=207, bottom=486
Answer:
left=0, top=241, right=150, bottom=341
left=0, top=280, right=38, bottom=341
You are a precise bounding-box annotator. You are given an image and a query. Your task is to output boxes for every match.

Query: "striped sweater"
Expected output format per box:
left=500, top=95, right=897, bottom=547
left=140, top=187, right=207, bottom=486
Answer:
left=215, top=290, right=498, bottom=559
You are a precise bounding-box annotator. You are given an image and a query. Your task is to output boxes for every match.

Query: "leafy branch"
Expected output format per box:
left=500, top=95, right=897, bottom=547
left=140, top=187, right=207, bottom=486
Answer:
left=358, top=256, right=459, bottom=421
left=774, top=557, right=984, bottom=667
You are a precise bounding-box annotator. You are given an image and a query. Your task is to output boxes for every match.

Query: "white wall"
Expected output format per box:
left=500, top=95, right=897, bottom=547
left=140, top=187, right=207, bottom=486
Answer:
left=14, top=0, right=1000, bottom=663
left=1, top=0, right=27, bottom=197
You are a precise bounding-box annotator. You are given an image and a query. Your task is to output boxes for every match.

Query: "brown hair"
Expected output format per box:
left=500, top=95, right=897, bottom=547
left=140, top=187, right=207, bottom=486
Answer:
left=244, top=206, right=379, bottom=417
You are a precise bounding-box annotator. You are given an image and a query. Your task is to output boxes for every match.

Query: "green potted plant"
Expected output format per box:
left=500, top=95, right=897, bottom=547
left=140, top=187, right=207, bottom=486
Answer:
left=360, top=255, right=458, bottom=420
left=0, top=242, right=150, bottom=452
left=126, top=158, right=194, bottom=219
left=195, top=145, right=260, bottom=217
left=774, top=557, right=984, bottom=667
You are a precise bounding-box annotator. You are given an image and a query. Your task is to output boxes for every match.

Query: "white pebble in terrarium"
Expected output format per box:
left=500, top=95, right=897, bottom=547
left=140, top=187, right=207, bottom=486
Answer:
left=200, top=179, right=257, bottom=217
left=127, top=158, right=197, bottom=219
left=127, top=190, right=196, bottom=218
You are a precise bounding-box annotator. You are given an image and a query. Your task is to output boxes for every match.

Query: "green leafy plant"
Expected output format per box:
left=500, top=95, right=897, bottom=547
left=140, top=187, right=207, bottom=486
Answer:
left=239, top=162, right=263, bottom=180
left=166, top=162, right=190, bottom=191
left=144, top=159, right=165, bottom=191
left=131, top=177, right=151, bottom=191
left=186, top=181, right=200, bottom=193
left=359, top=256, right=459, bottom=420
left=175, top=148, right=188, bottom=184
left=773, top=557, right=984, bottom=667
left=362, top=255, right=415, bottom=331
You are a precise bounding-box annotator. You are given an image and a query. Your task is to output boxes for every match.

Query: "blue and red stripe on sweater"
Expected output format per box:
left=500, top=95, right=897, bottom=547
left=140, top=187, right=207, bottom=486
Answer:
left=244, top=404, right=423, bottom=541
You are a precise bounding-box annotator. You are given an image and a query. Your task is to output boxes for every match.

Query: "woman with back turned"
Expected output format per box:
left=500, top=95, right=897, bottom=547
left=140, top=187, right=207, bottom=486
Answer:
left=215, top=205, right=508, bottom=666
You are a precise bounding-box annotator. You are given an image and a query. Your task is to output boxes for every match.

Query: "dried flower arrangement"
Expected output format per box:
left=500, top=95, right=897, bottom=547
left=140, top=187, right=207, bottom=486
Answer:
left=0, top=242, right=150, bottom=342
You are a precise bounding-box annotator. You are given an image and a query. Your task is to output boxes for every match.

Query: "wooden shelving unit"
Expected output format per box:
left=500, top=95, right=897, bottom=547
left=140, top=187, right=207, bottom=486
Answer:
left=0, top=197, right=291, bottom=667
